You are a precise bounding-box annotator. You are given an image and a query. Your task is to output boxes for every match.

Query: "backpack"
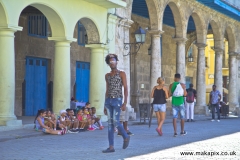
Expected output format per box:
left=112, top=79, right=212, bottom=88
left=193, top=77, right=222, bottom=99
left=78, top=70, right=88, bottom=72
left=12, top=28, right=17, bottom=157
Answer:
left=186, top=90, right=194, bottom=103
left=172, top=83, right=184, bottom=97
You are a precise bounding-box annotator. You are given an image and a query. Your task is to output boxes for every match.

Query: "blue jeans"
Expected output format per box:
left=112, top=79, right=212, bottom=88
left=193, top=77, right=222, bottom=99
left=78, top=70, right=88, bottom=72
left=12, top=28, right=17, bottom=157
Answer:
left=211, top=103, right=220, bottom=120
left=153, top=104, right=166, bottom=112
left=172, top=104, right=185, bottom=119
left=105, top=97, right=128, bottom=146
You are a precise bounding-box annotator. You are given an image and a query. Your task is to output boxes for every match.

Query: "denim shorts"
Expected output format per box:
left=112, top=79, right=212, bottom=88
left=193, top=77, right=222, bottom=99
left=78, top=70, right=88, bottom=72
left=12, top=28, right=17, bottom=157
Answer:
left=172, top=104, right=185, bottom=119
left=153, top=104, right=166, bottom=112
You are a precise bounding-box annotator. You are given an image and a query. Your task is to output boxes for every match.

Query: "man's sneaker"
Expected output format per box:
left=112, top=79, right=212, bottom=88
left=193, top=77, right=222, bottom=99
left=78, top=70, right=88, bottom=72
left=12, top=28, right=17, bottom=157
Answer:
left=217, top=120, right=220, bottom=122
left=186, top=119, right=189, bottom=122
left=211, top=119, right=215, bottom=122
left=127, top=131, right=134, bottom=136
left=173, top=133, right=177, bottom=137
left=180, top=131, right=187, bottom=136
left=191, top=119, right=195, bottom=122
left=117, top=133, right=122, bottom=136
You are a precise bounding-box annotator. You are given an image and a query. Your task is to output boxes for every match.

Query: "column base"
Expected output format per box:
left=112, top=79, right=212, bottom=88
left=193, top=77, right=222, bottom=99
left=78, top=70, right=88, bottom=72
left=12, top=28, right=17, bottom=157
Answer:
left=99, top=115, right=108, bottom=122
left=229, top=102, right=239, bottom=112
left=234, top=107, right=240, bottom=116
left=131, top=93, right=140, bottom=113
left=0, top=116, right=22, bottom=126
left=195, top=104, right=208, bottom=115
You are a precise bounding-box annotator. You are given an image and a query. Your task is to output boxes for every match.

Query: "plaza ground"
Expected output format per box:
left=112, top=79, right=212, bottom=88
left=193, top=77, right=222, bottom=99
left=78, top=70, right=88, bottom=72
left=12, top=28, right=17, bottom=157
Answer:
left=0, top=115, right=239, bottom=160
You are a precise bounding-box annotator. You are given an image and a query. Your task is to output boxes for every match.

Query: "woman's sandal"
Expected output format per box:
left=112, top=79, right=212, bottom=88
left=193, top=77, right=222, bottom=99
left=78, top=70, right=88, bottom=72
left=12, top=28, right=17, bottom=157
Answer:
left=156, top=128, right=163, bottom=136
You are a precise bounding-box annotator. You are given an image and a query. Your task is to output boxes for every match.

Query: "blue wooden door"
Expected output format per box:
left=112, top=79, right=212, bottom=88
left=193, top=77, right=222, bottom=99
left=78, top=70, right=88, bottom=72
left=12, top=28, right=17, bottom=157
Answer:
left=25, top=57, right=48, bottom=116
left=185, top=77, right=193, bottom=89
left=76, top=62, right=90, bottom=102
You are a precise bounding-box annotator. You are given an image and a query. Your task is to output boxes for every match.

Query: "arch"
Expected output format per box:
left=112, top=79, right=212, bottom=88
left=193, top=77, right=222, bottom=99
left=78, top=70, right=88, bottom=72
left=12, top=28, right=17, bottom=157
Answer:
left=79, top=18, right=100, bottom=44
left=189, top=12, right=207, bottom=43
left=209, top=20, right=223, bottom=49
left=145, top=0, right=160, bottom=30
left=0, top=2, right=8, bottom=25
left=164, top=1, right=185, bottom=38
left=19, top=3, right=65, bottom=37
left=225, top=25, right=236, bottom=52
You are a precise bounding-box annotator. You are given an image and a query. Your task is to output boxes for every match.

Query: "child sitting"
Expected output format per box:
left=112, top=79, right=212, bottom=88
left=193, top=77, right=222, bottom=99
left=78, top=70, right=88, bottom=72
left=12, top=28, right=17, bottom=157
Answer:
left=34, top=109, right=66, bottom=135
left=91, top=107, right=104, bottom=130
left=57, top=110, right=71, bottom=130
left=82, top=107, right=95, bottom=131
left=77, top=109, right=87, bottom=130
left=66, top=109, right=79, bottom=132
left=44, top=110, right=57, bottom=130
left=85, top=102, right=91, bottom=109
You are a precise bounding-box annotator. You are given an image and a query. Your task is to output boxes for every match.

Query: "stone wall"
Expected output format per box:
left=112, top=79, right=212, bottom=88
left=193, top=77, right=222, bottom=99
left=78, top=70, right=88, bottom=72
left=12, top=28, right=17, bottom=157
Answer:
left=130, top=14, right=180, bottom=105
left=14, top=14, right=90, bottom=116
left=129, top=14, right=198, bottom=114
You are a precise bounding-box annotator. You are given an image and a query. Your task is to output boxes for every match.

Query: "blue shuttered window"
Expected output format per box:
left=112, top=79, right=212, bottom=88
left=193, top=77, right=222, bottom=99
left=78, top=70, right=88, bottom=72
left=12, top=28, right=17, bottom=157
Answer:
left=28, top=15, right=48, bottom=38
left=78, top=21, right=87, bottom=46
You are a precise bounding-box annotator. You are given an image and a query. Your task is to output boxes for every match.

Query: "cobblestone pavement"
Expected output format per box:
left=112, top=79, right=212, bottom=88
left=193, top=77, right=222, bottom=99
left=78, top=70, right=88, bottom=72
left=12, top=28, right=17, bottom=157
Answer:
left=0, top=118, right=239, bottom=160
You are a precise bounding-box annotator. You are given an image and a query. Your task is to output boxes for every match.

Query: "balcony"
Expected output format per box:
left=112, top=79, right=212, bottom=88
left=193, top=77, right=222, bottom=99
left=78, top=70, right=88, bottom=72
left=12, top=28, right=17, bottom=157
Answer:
left=83, top=0, right=127, bottom=8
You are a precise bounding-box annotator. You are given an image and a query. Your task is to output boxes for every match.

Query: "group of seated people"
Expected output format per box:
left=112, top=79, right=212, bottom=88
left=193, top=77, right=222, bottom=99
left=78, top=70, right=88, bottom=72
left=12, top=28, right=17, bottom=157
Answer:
left=34, top=102, right=104, bottom=135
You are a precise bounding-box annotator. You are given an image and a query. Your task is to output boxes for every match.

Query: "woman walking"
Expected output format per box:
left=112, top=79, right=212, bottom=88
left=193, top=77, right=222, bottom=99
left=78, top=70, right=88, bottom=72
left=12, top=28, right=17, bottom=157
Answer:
left=151, top=77, right=169, bottom=136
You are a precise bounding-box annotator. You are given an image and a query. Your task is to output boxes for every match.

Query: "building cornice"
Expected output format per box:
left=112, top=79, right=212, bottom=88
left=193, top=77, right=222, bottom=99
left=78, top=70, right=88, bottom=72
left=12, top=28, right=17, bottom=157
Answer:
left=184, top=0, right=240, bottom=28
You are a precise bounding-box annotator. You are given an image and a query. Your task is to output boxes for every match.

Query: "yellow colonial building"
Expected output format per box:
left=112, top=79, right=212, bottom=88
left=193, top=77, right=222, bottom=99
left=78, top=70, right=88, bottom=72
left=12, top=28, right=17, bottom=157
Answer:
left=205, top=35, right=229, bottom=104
left=0, top=0, right=126, bottom=126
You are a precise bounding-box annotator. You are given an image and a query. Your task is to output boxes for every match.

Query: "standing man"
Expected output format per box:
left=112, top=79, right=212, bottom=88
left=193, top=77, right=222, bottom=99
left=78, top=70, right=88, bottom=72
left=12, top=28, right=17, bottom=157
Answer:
left=185, top=84, right=197, bottom=122
left=209, top=84, right=221, bottom=122
left=102, top=54, right=130, bottom=153
left=169, top=73, right=187, bottom=137
left=118, top=108, right=134, bottom=136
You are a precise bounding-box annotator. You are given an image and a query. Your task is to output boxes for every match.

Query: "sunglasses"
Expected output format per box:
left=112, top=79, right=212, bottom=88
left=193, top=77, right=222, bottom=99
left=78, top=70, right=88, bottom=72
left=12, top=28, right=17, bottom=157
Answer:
left=109, top=60, right=117, bottom=64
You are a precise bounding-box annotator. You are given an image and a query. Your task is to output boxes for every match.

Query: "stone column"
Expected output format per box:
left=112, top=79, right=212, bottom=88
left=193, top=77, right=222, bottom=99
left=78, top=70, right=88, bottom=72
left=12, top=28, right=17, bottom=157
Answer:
left=121, top=19, right=134, bottom=114
left=148, top=30, right=164, bottom=92
left=237, top=55, right=240, bottom=115
left=213, top=48, right=224, bottom=99
left=49, top=37, right=75, bottom=115
left=195, top=43, right=207, bottom=114
left=86, top=44, right=108, bottom=118
left=0, top=27, right=22, bottom=126
left=228, top=52, right=239, bottom=112
left=173, top=38, right=188, bottom=83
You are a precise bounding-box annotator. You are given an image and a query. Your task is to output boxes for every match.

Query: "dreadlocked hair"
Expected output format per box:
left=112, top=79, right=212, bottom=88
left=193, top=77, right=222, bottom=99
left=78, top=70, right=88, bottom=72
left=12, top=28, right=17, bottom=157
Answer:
left=105, top=54, right=119, bottom=64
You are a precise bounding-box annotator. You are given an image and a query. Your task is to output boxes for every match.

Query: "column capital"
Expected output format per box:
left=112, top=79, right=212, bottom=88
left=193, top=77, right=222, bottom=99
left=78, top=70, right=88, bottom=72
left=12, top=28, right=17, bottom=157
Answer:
left=108, top=14, right=118, bottom=24
left=228, top=52, right=239, bottom=57
left=211, top=47, right=224, bottom=53
left=85, top=44, right=109, bottom=50
left=0, top=26, right=23, bottom=37
left=118, top=18, right=134, bottom=28
left=148, top=30, right=164, bottom=36
left=195, top=43, right=207, bottom=49
left=173, top=38, right=188, bottom=44
left=48, top=37, right=77, bottom=43
left=0, top=25, right=23, bottom=32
